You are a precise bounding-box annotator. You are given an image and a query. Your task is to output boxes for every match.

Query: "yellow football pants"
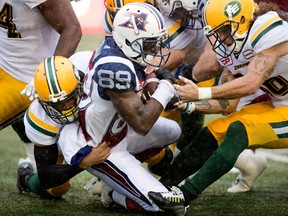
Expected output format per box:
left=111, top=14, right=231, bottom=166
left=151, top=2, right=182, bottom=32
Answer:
left=0, top=68, right=31, bottom=127
left=207, top=101, right=288, bottom=149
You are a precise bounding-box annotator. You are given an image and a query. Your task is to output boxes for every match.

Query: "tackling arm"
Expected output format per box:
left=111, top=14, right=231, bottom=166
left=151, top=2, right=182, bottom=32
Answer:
left=177, top=42, right=285, bottom=101
left=179, top=69, right=240, bottom=114
left=34, top=144, right=83, bottom=189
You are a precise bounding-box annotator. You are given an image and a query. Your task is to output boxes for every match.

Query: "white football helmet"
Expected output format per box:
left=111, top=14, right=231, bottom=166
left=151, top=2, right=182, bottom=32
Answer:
left=112, top=2, right=170, bottom=67
left=157, top=0, right=208, bottom=29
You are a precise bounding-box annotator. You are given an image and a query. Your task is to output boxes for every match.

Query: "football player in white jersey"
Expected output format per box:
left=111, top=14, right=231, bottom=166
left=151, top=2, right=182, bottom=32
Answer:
left=57, top=3, right=184, bottom=215
left=147, top=0, right=269, bottom=193
left=148, top=0, right=288, bottom=211
left=0, top=0, right=81, bottom=172
left=101, top=0, right=269, bottom=194
left=18, top=53, right=110, bottom=199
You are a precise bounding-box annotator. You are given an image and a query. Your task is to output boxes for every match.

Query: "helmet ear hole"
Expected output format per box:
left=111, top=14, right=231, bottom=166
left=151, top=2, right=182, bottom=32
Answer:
left=125, top=39, right=131, bottom=46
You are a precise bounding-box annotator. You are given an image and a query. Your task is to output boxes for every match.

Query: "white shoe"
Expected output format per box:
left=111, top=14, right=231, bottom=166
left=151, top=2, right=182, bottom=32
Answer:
left=84, top=177, right=103, bottom=196
left=100, top=182, right=113, bottom=207
left=148, top=186, right=188, bottom=216
left=17, top=158, right=33, bottom=193
left=228, top=154, right=268, bottom=193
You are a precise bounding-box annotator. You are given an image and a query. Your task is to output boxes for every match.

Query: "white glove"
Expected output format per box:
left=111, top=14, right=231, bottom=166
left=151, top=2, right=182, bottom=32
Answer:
left=21, top=79, right=37, bottom=101
left=84, top=177, right=103, bottom=196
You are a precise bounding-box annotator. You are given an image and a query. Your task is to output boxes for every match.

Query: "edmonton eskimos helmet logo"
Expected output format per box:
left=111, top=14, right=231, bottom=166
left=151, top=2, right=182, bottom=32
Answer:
left=224, top=1, right=241, bottom=18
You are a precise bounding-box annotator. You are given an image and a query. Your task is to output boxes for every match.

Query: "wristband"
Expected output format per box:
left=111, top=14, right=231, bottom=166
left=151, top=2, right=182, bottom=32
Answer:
left=198, top=87, right=212, bottom=100
left=151, top=80, right=175, bottom=108
left=182, top=102, right=196, bottom=114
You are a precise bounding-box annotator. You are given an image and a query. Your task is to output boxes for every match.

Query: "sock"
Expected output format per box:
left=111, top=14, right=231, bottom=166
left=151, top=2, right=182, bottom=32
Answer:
left=23, top=142, right=37, bottom=172
left=25, top=173, right=56, bottom=199
left=176, top=112, right=204, bottom=151
left=160, top=126, right=218, bottom=186
left=181, top=121, right=248, bottom=205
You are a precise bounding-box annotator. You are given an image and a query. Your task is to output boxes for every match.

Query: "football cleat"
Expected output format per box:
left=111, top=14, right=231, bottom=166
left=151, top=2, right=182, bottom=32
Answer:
left=100, top=182, right=114, bottom=208
left=84, top=177, right=103, bottom=196
left=16, top=158, right=33, bottom=193
left=148, top=186, right=188, bottom=216
left=228, top=154, right=268, bottom=193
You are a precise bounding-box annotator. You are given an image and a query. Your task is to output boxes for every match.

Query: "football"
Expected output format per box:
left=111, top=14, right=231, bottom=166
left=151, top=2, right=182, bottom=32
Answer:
left=141, top=72, right=160, bottom=104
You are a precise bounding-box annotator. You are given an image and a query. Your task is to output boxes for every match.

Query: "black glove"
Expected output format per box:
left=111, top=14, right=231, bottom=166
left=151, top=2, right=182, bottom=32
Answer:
left=155, top=68, right=176, bottom=84
left=165, top=95, right=181, bottom=111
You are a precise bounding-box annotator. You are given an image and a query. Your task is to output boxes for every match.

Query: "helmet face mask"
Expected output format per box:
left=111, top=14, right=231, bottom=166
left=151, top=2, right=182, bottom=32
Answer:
left=204, top=21, right=241, bottom=58
left=126, top=34, right=170, bottom=67
left=157, top=0, right=206, bottom=29
left=39, top=87, right=82, bottom=124
left=113, top=2, right=171, bottom=67
left=34, top=56, right=82, bottom=125
left=203, top=0, right=258, bottom=57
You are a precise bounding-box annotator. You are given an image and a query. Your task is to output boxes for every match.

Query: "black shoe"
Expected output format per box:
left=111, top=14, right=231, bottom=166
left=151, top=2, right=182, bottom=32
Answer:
left=148, top=186, right=188, bottom=216
left=16, top=158, right=33, bottom=193
left=147, top=146, right=174, bottom=177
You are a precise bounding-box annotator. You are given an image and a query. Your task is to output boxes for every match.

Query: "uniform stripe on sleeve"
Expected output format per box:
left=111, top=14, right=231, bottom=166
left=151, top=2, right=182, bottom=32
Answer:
left=250, top=16, right=283, bottom=48
left=26, top=109, right=59, bottom=137
left=164, top=19, right=188, bottom=44
left=270, top=121, right=288, bottom=138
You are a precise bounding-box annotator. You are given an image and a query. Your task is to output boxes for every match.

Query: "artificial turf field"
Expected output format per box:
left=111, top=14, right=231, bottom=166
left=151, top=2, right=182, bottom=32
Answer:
left=1, top=34, right=287, bottom=216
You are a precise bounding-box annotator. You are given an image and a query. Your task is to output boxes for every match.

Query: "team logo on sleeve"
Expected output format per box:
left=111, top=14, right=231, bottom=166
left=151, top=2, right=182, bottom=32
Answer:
left=219, top=56, right=233, bottom=66
left=224, top=1, right=241, bottom=18
left=119, top=13, right=148, bottom=31
left=242, top=49, right=254, bottom=60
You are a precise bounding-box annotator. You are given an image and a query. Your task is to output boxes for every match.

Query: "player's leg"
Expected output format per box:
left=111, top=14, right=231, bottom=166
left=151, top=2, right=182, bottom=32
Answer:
left=0, top=69, right=35, bottom=169
left=159, top=126, right=218, bottom=187
left=17, top=144, right=83, bottom=199
left=151, top=104, right=288, bottom=207
left=145, top=110, right=179, bottom=176
left=150, top=121, right=248, bottom=209
left=227, top=149, right=268, bottom=193
left=127, top=117, right=181, bottom=157
left=11, top=117, right=37, bottom=171
left=87, top=147, right=169, bottom=213
left=0, top=69, right=31, bottom=126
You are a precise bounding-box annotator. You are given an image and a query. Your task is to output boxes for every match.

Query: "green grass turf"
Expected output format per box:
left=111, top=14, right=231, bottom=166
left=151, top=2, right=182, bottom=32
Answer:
left=1, top=35, right=287, bottom=216
left=1, top=126, right=288, bottom=215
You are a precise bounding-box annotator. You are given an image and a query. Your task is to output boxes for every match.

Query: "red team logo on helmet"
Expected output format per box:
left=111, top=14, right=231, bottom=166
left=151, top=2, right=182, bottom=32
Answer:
left=119, top=13, right=148, bottom=31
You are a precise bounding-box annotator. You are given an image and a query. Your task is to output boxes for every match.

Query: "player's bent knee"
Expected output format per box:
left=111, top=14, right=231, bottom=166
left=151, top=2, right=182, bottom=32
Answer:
left=47, top=180, right=71, bottom=197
